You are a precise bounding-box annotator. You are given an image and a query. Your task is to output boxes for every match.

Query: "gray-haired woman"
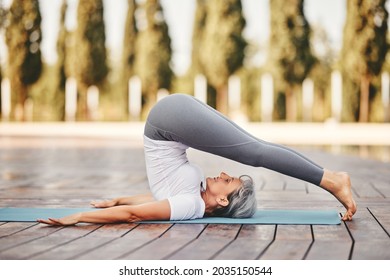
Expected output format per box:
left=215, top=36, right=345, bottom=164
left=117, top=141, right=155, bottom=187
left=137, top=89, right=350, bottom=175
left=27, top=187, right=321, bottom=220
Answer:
left=38, top=94, right=356, bottom=226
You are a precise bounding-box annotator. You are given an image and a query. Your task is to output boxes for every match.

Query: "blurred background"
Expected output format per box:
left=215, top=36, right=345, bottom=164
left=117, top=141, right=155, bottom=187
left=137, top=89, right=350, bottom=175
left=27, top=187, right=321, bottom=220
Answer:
left=0, top=0, right=389, bottom=162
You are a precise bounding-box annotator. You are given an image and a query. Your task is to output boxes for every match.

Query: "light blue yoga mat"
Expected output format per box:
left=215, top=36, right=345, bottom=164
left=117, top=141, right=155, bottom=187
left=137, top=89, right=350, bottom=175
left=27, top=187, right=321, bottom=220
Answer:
left=0, top=207, right=341, bottom=225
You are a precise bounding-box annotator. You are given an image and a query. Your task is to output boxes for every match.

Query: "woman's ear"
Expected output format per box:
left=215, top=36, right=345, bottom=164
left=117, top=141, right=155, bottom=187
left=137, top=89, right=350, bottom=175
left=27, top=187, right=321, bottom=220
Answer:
left=216, top=196, right=229, bottom=207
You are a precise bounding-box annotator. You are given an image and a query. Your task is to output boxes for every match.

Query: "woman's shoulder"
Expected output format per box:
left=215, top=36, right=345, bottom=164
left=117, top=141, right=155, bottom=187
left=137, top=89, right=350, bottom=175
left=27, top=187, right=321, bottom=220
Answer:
left=168, top=193, right=205, bottom=221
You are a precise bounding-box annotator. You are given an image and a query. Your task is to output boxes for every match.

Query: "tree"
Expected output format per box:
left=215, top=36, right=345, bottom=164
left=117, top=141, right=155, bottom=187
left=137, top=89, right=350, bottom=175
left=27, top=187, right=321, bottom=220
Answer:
left=57, top=0, right=68, bottom=92
left=123, top=0, right=138, bottom=80
left=0, top=0, right=6, bottom=116
left=268, top=0, right=316, bottom=121
left=75, top=0, right=108, bottom=120
left=191, top=0, right=208, bottom=76
left=341, top=0, right=388, bottom=122
left=55, top=0, right=68, bottom=120
left=122, top=0, right=138, bottom=115
left=187, top=0, right=218, bottom=108
left=199, top=0, right=247, bottom=114
left=134, top=0, right=173, bottom=116
left=5, top=0, right=42, bottom=121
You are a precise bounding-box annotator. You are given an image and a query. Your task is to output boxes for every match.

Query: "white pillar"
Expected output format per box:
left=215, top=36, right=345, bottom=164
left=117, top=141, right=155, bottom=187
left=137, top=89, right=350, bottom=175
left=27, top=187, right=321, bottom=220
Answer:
left=87, top=85, right=99, bottom=121
left=65, top=77, right=77, bottom=122
left=194, top=74, right=207, bottom=103
left=228, top=75, right=241, bottom=112
left=128, top=76, right=142, bottom=120
left=261, top=73, right=274, bottom=122
left=302, top=78, right=314, bottom=122
left=1, top=78, right=11, bottom=121
left=381, top=72, right=390, bottom=122
left=157, top=88, right=169, bottom=101
left=331, top=70, right=342, bottom=122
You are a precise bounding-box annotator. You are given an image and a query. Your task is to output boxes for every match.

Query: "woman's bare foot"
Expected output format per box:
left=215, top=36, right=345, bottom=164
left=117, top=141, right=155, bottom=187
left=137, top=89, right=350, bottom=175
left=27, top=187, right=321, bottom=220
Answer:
left=320, top=169, right=357, bottom=221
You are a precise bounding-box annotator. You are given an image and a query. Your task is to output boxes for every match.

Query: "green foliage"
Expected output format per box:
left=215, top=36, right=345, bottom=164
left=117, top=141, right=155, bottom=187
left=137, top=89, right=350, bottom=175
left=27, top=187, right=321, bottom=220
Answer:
left=2, top=0, right=388, bottom=123
left=268, top=0, right=316, bottom=121
left=185, top=0, right=219, bottom=108
left=75, top=0, right=108, bottom=120
left=5, top=0, right=43, bottom=120
left=238, top=67, right=261, bottom=121
left=342, top=0, right=388, bottom=79
left=268, top=0, right=315, bottom=84
left=170, top=73, right=193, bottom=96
left=30, top=64, right=64, bottom=121
left=200, top=0, right=246, bottom=87
left=309, top=62, right=332, bottom=122
left=341, top=74, right=360, bottom=122
left=53, top=0, right=68, bottom=120
left=65, top=30, right=77, bottom=78
left=134, top=0, right=173, bottom=114
left=123, top=0, right=138, bottom=79
left=57, top=0, right=67, bottom=91
left=199, top=0, right=246, bottom=113
left=191, top=0, right=208, bottom=76
left=0, top=0, right=5, bottom=114
left=6, top=0, right=42, bottom=86
left=341, top=0, right=388, bottom=122
left=75, top=0, right=108, bottom=87
left=121, top=0, right=138, bottom=117
left=0, top=0, right=5, bottom=28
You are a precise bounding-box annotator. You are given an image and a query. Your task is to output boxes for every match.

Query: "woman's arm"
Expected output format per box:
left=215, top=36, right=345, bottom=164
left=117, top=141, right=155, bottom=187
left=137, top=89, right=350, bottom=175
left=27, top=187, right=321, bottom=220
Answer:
left=37, top=199, right=170, bottom=226
left=90, top=193, right=155, bottom=208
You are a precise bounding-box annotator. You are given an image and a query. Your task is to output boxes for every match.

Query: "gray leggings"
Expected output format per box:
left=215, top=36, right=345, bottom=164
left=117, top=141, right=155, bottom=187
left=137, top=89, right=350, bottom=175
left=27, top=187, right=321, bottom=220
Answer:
left=144, top=94, right=324, bottom=186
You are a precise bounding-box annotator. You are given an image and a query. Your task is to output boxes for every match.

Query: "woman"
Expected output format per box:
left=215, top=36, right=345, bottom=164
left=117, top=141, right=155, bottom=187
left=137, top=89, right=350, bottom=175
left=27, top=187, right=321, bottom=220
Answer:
left=38, top=94, right=356, bottom=226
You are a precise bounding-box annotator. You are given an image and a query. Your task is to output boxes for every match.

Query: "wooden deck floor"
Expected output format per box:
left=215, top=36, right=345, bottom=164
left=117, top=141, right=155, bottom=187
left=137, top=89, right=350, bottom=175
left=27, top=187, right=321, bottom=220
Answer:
left=0, top=136, right=389, bottom=260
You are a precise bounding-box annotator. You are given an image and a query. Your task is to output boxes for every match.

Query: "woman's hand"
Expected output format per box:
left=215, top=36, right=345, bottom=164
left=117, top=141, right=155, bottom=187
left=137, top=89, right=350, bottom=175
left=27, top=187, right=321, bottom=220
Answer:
left=37, top=200, right=170, bottom=226
left=90, top=199, right=118, bottom=208
left=37, top=213, right=81, bottom=226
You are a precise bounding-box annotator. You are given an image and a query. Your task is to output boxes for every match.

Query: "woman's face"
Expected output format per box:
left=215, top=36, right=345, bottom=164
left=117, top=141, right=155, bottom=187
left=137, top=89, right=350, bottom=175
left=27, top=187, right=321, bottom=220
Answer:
left=206, top=172, right=241, bottom=197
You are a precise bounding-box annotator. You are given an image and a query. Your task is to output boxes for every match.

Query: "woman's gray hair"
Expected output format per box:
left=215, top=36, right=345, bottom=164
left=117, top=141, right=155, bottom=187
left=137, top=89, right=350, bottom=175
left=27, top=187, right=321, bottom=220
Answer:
left=211, top=175, right=257, bottom=218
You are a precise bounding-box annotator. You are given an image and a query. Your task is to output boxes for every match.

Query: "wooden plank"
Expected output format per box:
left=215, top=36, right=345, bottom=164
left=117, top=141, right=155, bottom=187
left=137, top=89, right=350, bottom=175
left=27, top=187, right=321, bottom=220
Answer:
left=30, top=223, right=138, bottom=260
left=0, top=224, right=101, bottom=260
left=0, top=222, right=37, bottom=238
left=371, top=180, right=390, bottom=198
left=259, top=225, right=312, bottom=260
left=345, top=208, right=390, bottom=260
left=76, top=224, right=172, bottom=260
left=368, top=206, right=390, bottom=237
left=347, top=208, right=389, bottom=240
left=352, top=241, right=390, bottom=260
left=352, top=177, right=384, bottom=199
left=306, top=223, right=352, bottom=260
left=214, top=225, right=275, bottom=260
left=166, top=224, right=241, bottom=260
left=0, top=223, right=62, bottom=252
left=123, top=224, right=206, bottom=260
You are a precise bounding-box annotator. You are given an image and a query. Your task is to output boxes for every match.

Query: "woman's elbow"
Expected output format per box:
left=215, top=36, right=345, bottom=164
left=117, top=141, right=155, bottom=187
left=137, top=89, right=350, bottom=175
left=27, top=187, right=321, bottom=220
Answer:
left=125, top=213, right=142, bottom=223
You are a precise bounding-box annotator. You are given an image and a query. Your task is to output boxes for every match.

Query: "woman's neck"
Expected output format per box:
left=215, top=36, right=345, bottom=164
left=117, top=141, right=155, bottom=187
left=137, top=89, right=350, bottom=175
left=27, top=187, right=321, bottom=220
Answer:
left=201, top=190, right=216, bottom=215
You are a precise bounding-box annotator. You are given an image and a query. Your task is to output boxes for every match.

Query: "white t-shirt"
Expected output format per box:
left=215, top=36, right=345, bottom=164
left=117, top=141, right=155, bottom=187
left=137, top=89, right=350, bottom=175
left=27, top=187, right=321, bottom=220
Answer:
left=143, top=135, right=206, bottom=220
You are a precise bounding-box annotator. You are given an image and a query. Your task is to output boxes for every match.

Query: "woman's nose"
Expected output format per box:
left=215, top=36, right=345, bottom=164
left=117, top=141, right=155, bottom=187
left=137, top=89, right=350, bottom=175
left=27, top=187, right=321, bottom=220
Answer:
left=220, top=172, right=229, bottom=178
